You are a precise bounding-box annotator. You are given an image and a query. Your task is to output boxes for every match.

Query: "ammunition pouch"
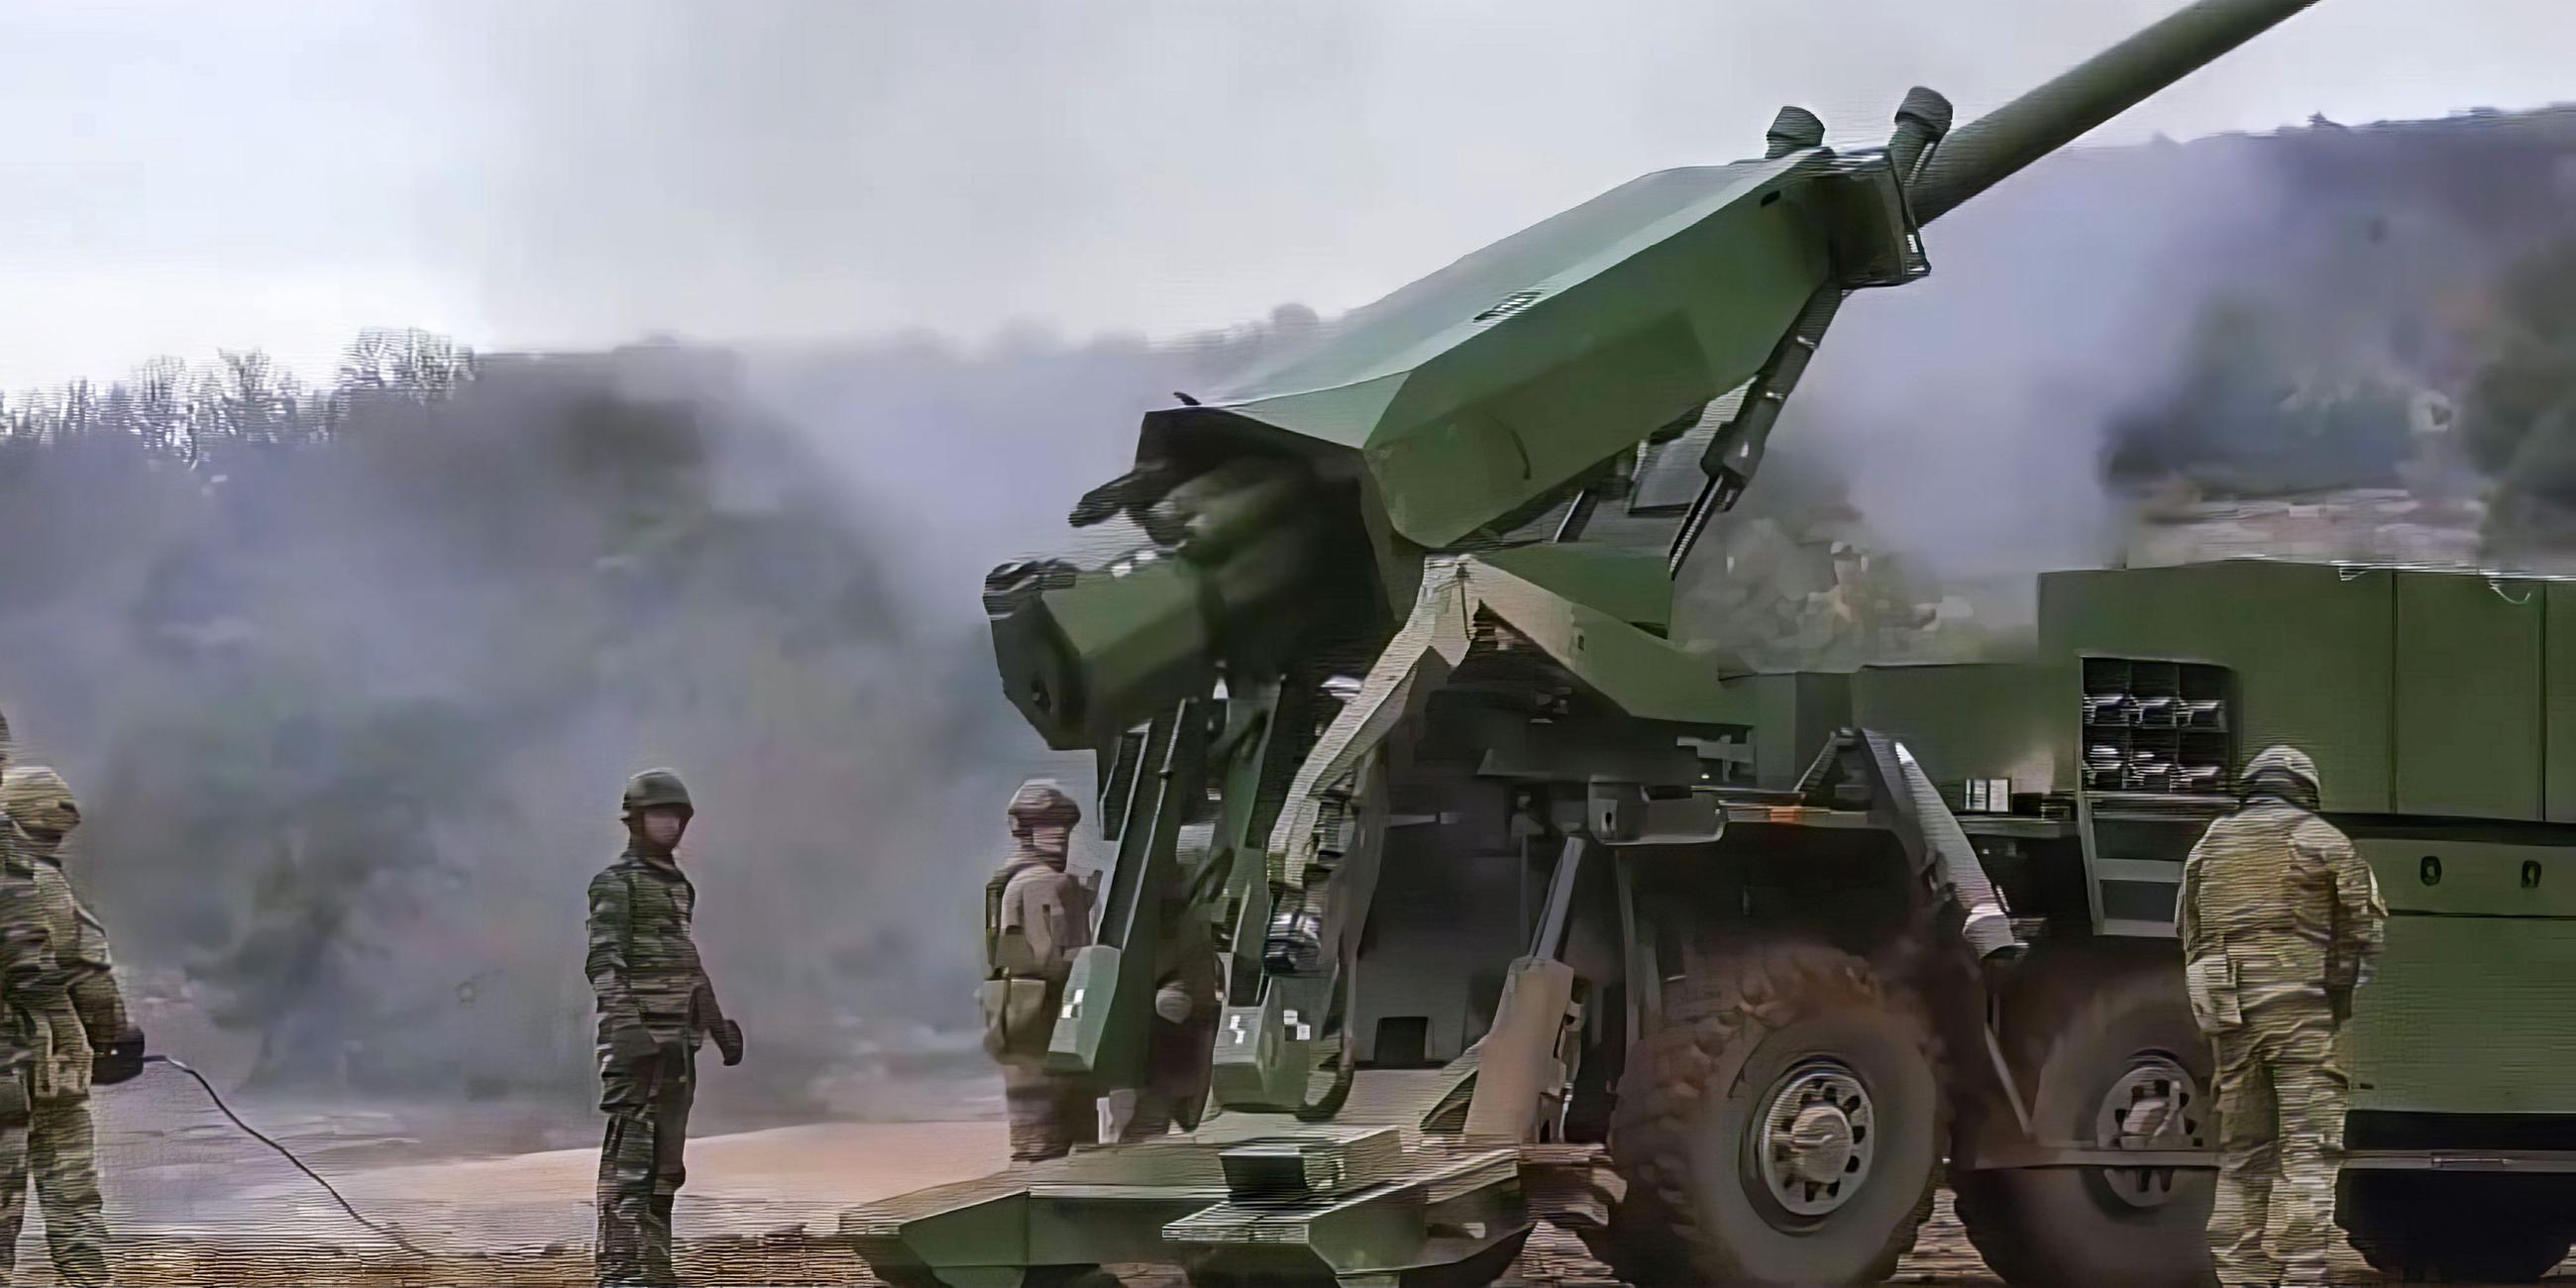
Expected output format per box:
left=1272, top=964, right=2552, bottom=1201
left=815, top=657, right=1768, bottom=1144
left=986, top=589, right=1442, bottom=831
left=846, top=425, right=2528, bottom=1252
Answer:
left=979, top=976, right=1056, bottom=1064
left=2186, top=949, right=2243, bottom=1034
left=90, top=1031, right=146, bottom=1088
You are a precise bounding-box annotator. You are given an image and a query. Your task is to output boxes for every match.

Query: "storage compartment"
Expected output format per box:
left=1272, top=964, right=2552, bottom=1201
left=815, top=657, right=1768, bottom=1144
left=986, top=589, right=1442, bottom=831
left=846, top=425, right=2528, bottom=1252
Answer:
left=2346, top=838, right=2576, bottom=1114
left=2543, top=582, right=2576, bottom=823
left=2346, top=913, right=2576, bottom=1117
left=2040, top=562, right=2395, bottom=813
left=2394, top=571, right=2541, bottom=820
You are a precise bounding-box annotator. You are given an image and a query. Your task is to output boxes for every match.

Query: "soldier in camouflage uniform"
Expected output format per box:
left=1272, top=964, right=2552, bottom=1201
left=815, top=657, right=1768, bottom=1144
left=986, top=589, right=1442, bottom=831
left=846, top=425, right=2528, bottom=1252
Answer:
left=0, top=715, right=76, bottom=1285
left=2180, top=745, right=2386, bottom=1288
left=983, top=781, right=1099, bottom=1163
left=588, top=769, right=745, bottom=1288
left=0, top=766, right=142, bottom=1288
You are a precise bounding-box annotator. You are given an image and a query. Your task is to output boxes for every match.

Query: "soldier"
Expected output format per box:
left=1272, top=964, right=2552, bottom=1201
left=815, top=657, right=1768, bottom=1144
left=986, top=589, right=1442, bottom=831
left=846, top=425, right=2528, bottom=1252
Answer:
left=0, top=766, right=142, bottom=1288
left=982, top=780, right=1099, bottom=1163
left=588, top=769, right=744, bottom=1288
left=2180, top=745, right=2386, bottom=1288
left=0, top=717, right=75, bottom=1286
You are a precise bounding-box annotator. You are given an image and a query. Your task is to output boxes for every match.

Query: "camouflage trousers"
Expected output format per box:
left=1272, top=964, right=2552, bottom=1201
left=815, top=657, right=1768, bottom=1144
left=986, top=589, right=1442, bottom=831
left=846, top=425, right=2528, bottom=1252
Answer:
left=0, top=1097, right=110, bottom=1288
left=2207, top=999, right=2345, bottom=1287
left=596, top=1049, right=695, bottom=1288
left=1002, top=1065, right=1096, bottom=1164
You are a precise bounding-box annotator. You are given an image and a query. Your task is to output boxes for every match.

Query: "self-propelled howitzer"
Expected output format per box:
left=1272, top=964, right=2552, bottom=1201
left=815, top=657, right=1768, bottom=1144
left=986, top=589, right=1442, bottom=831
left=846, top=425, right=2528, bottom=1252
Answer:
left=873, top=4, right=2331, bottom=1287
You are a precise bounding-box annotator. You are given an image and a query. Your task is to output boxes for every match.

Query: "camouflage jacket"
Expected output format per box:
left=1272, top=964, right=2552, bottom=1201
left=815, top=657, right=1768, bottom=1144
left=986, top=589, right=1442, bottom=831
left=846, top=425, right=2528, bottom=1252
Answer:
left=586, top=850, right=718, bottom=1053
left=988, top=857, right=1094, bottom=984
left=0, top=823, right=73, bottom=1089
left=2180, top=799, right=2387, bottom=1008
left=22, top=846, right=124, bottom=1101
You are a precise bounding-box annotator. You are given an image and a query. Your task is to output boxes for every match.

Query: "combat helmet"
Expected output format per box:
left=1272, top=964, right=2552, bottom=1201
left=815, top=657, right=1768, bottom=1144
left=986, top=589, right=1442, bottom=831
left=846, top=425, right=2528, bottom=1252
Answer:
left=0, top=767, right=78, bottom=839
left=1007, top=779, right=1081, bottom=835
left=2241, top=745, right=2320, bottom=806
left=620, top=768, right=694, bottom=820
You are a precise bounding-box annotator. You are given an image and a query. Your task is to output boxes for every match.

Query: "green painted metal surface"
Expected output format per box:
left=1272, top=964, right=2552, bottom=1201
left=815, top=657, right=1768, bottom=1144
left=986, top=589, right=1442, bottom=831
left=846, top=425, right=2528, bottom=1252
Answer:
left=1053, top=705, right=1214, bottom=1084
left=1462, top=555, right=1750, bottom=726
left=2041, top=561, right=2396, bottom=814
left=2037, top=563, right=2573, bottom=822
left=1730, top=672, right=1853, bottom=791
left=2360, top=836, right=2576, bottom=918
left=2394, top=571, right=2543, bottom=819
left=1204, top=160, right=1834, bottom=549
left=2542, top=583, right=2576, bottom=824
left=2349, top=835, right=2576, bottom=1118
left=1852, top=661, right=2068, bottom=799
left=1475, top=543, right=1674, bottom=635
left=2346, top=911, right=2576, bottom=1117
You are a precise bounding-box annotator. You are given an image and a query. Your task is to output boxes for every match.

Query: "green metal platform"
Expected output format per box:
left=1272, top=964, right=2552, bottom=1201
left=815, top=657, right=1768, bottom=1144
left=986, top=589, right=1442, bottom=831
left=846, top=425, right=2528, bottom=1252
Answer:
left=841, top=1068, right=1616, bottom=1288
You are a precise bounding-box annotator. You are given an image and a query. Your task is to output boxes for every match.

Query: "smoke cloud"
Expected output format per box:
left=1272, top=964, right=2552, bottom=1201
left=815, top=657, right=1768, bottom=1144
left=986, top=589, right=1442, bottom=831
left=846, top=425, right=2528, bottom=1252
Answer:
left=1742, top=107, right=2576, bottom=624
left=0, top=318, right=1314, bottom=1129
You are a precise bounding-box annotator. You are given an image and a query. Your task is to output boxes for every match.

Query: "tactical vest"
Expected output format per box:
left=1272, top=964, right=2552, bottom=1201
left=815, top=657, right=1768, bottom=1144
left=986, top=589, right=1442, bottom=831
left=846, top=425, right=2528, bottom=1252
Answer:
left=979, top=864, right=1067, bottom=1065
left=984, top=868, right=1015, bottom=978
left=590, top=859, right=706, bottom=1045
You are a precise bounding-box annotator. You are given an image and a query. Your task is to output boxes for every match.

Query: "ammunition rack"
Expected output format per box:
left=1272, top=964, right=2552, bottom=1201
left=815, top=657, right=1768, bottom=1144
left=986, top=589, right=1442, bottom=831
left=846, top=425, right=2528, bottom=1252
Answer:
left=2081, top=657, right=2233, bottom=796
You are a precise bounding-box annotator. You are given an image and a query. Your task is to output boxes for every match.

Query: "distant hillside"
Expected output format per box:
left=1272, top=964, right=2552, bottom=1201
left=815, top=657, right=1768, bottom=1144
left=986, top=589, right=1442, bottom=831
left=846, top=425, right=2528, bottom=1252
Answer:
left=1706, top=98, right=2576, bottom=609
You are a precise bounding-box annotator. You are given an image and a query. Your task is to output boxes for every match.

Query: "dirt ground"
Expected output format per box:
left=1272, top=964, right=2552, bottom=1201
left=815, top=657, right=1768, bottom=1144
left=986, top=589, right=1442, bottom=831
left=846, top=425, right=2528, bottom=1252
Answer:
left=65, top=1108, right=2008, bottom=1287
left=43, top=1106, right=2569, bottom=1286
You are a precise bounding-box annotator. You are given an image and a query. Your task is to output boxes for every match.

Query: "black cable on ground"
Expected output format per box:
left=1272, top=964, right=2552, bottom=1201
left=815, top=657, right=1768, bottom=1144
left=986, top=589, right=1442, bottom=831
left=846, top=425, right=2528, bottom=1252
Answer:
left=140, top=1054, right=435, bottom=1259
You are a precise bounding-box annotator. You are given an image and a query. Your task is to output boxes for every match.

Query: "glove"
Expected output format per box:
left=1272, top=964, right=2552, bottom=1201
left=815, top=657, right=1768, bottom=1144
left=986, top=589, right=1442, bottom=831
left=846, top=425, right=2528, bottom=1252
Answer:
left=610, top=1022, right=662, bottom=1069
left=91, top=1030, right=147, bottom=1087
left=712, top=1020, right=744, bottom=1067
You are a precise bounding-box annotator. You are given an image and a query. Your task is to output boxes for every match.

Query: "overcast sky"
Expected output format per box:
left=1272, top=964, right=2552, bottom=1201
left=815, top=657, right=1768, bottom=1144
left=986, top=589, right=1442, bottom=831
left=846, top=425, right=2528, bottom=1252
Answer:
left=0, top=0, right=2561, bottom=389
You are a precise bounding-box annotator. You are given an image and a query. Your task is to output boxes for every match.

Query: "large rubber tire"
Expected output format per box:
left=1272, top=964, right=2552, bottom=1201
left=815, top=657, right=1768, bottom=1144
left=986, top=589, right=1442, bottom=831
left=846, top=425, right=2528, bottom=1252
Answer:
left=1951, top=948, right=2216, bottom=1288
left=1599, top=938, right=1943, bottom=1287
left=2342, top=1172, right=2576, bottom=1283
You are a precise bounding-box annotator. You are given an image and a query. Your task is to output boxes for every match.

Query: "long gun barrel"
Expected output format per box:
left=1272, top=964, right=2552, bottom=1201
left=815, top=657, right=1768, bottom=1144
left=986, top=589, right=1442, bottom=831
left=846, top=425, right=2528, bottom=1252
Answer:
left=1911, top=0, right=2322, bottom=224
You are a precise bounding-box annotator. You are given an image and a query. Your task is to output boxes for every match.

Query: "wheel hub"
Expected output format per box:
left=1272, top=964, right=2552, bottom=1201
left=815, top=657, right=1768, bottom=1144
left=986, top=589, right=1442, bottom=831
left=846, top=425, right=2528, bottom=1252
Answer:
left=1756, top=1060, right=1876, bottom=1219
left=2093, top=1053, right=2204, bottom=1210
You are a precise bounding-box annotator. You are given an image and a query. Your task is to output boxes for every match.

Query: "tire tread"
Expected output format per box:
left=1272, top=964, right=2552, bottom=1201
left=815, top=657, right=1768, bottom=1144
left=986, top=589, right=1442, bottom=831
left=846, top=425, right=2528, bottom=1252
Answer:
left=1599, top=938, right=1943, bottom=1287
